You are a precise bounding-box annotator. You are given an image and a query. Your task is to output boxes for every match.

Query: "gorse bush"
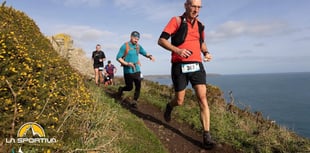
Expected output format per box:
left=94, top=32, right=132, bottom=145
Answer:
left=0, top=5, right=93, bottom=152
left=0, top=5, right=169, bottom=153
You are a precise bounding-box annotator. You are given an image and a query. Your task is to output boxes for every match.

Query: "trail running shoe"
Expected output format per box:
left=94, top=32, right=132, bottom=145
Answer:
left=203, top=131, right=216, bottom=149
left=130, top=100, right=138, bottom=109
left=164, top=103, right=173, bottom=122
left=117, top=87, right=123, bottom=97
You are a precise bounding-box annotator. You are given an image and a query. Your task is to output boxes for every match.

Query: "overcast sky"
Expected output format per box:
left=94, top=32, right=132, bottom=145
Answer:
left=6, top=0, right=310, bottom=75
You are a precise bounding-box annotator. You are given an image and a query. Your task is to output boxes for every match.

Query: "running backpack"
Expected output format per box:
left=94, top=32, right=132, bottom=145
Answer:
left=121, top=42, right=140, bottom=66
left=171, top=16, right=204, bottom=47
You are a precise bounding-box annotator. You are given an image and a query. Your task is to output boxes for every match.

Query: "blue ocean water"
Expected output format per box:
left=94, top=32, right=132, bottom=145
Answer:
left=146, top=72, right=310, bottom=138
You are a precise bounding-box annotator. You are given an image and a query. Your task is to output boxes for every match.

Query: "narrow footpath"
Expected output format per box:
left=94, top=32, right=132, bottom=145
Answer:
left=105, top=89, right=242, bottom=153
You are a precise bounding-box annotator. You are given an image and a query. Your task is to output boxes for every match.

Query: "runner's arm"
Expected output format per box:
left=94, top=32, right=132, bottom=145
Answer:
left=117, top=57, right=135, bottom=68
left=158, top=36, right=191, bottom=58
left=139, top=45, right=155, bottom=61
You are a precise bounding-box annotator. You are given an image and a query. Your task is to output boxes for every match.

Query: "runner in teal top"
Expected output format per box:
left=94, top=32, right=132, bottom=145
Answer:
left=116, top=31, right=155, bottom=109
left=116, top=41, right=147, bottom=74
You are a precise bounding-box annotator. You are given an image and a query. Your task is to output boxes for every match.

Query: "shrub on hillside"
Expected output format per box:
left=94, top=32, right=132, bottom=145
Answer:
left=0, top=5, right=93, bottom=152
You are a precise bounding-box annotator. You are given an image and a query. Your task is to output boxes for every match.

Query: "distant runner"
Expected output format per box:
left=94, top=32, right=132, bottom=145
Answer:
left=104, top=60, right=117, bottom=85
left=92, top=44, right=106, bottom=86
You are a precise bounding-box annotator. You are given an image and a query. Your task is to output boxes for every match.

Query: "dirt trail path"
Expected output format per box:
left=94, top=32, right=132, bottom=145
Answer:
left=105, top=89, right=241, bottom=153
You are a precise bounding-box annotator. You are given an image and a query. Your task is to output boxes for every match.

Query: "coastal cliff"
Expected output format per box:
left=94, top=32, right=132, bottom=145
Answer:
left=1, top=3, right=309, bottom=153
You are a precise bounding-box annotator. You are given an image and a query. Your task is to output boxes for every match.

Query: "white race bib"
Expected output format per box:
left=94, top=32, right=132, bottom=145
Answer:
left=181, top=63, right=200, bottom=73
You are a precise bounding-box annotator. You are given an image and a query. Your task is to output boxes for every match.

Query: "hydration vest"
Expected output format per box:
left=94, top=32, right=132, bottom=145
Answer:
left=121, top=42, right=140, bottom=66
left=171, top=16, right=204, bottom=47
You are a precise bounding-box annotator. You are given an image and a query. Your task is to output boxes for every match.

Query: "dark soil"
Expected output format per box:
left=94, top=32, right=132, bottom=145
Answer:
left=105, top=89, right=242, bottom=153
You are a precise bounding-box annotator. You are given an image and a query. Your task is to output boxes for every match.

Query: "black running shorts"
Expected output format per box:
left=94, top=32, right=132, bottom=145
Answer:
left=171, top=62, right=206, bottom=92
left=93, top=63, right=104, bottom=70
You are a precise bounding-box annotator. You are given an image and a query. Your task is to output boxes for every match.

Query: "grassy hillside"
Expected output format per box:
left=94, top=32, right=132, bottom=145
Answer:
left=125, top=78, right=310, bottom=153
left=0, top=4, right=166, bottom=153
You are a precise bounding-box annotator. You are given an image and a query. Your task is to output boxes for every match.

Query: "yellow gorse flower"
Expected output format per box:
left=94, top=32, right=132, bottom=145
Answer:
left=1, top=5, right=95, bottom=150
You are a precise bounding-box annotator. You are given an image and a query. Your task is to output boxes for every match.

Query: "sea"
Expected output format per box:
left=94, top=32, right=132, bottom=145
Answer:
left=145, top=72, right=310, bottom=139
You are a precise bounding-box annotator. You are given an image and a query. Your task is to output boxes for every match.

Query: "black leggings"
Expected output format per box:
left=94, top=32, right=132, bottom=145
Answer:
left=122, top=72, right=141, bottom=100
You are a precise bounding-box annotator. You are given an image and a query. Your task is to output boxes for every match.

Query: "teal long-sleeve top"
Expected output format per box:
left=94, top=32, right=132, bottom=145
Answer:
left=116, top=42, right=147, bottom=74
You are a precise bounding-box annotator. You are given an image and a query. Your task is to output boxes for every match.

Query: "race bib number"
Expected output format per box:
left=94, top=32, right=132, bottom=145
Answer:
left=181, top=63, right=200, bottom=73
left=98, top=67, right=104, bottom=71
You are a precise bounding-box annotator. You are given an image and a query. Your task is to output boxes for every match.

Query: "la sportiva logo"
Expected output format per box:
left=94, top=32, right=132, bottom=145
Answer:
left=6, top=122, right=57, bottom=144
left=18, top=122, right=45, bottom=137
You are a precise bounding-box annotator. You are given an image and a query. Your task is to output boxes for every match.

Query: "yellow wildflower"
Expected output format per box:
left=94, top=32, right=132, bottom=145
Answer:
left=52, top=117, right=58, bottom=122
left=5, top=99, right=12, bottom=105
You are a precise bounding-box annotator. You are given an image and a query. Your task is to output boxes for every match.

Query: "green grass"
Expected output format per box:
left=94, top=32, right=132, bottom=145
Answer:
left=79, top=82, right=168, bottom=153
left=113, top=78, right=310, bottom=153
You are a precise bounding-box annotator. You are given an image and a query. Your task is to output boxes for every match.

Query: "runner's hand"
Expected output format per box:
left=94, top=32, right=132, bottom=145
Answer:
left=176, top=49, right=192, bottom=58
left=127, top=62, right=135, bottom=68
left=127, top=62, right=136, bottom=71
left=149, top=55, right=155, bottom=62
left=203, top=53, right=212, bottom=62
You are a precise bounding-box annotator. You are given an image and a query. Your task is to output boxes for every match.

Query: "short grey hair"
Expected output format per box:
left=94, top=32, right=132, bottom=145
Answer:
left=185, top=0, right=192, bottom=4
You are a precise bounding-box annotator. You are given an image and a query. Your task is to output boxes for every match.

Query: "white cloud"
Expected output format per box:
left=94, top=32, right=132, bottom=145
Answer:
left=294, top=36, right=310, bottom=42
left=112, top=0, right=182, bottom=21
left=208, top=20, right=289, bottom=42
left=141, top=33, right=153, bottom=39
left=217, top=55, right=269, bottom=61
left=53, top=0, right=104, bottom=7
left=113, top=0, right=137, bottom=8
left=253, top=42, right=265, bottom=47
left=50, top=24, right=121, bottom=54
left=54, top=25, right=114, bottom=42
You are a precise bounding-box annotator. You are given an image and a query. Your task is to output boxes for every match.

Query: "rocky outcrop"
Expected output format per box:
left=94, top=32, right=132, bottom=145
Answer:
left=48, top=34, right=94, bottom=78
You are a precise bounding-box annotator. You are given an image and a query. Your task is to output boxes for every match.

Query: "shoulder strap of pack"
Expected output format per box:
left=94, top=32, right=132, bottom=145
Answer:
left=122, top=42, right=130, bottom=59
left=175, top=16, right=186, bottom=30
left=197, top=20, right=204, bottom=47
left=171, top=16, right=187, bottom=46
left=174, top=15, right=204, bottom=48
left=136, top=44, right=140, bottom=53
left=176, top=16, right=186, bottom=31
left=122, top=42, right=139, bottom=59
left=175, top=16, right=181, bottom=29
